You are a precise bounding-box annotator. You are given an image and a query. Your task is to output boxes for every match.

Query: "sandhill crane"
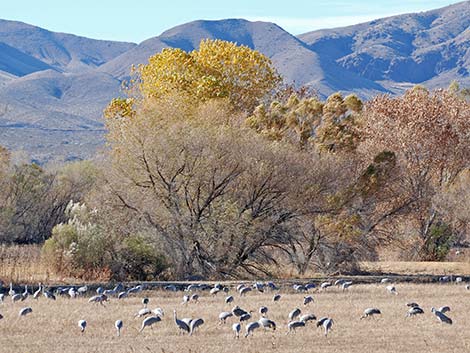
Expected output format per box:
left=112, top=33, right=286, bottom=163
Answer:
left=439, top=276, right=451, bottom=283
left=320, top=282, right=332, bottom=290
left=335, top=279, right=346, bottom=286
left=287, top=320, right=305, bottom=333
left=386, top=285, right=398, bottom=295
left=114, top=283, right=123, bottom=293
left=239, top=287, right=252, bottom=296
left=186, top=284, right=198, bottom=292
left=140, top=316, right=161, bottom=332
left=128, top=285, right=144, bottom=294
left=68, top=287, right=77, bottom=299
left=245, top=321, right=260, bottom=337
left=189, top=318, right=204, bottom=335
left=33, top=284, right=42, bottom=300
left=78, top=320, right=86, bottom=333
left=43, top=291, right=56, bottom=300
left=305, top=283, right=316, bottom=291
left=431, top=307, right=452, bottom=324
left=342, top=281, right=353, bottom=290
left=19, top=307, right=32, bottom=317
left=153, top=308, right=164, bottom=317
left=323, top=318, right=334, bottom=336
left=135, top=308, right=151, bottom=318
left=406, top=302, right=420, bottom=308
left=181, top=295, right=190, bottom=305
left=361, top=308, right=381, bottom=319
left=407, top=306, right=424, bottom=317
left=115, top=320, right=123, bottom=336
left=96, top=287, right=104, bottom=295
left=273, top=294, right=281, bottom=302
left=232, top=306, right=248, bottom=317
left=254, top=282, right=264, bottom=293
left=190, top=294, right=199, bottom=303
left=258, top=317, right=276, bottom=331
left=300, top=313, right=317, bottom=323
left=219, top=311, right=233, bottom=324
left=317, top=317, right=333, bottom=336
left=233, top=323, right=241, bottom=338
left=210, top=287, right=220, bottom=296
left=142, top=297, right=149, bottom=308
left=259, top=306, right=268, bottom=316
left=293, top=284, right=306, bottom=292
left=163, top=284, right=176, bottom=292
left=289, top=308, right=301, bottom=321
left=21, top=285, right=28, bottom=300
left=439, top=306, right=451, bottom=313
left=8, top=283, right=15, bottom=297
left=77, top=285, right=87, bottom=295
left=225, top=295, right=234, bottom=304
left=11, top=293, right=22, bottom=303
left=118, top=291, right=128, bottom=299
left=381, top=278, right=391, bottom=283
left=267, top=282, right=279, bottom=290
left=88, top=294, right=108, bottom=305
left=173, top=309, right=190, bottom=334
left=240, top=313, right=252, bottom=322
left=303, top=296, right=314, bottom=306
left=103, top=289, right=116, bottom=297
left=56, top=287, right=68, bottom=297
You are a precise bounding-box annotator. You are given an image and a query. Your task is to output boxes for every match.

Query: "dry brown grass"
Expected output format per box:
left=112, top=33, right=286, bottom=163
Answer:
left=0, top=245, right=51, bottom=284
left=0, top=283, right=469, bottom=353
left=361, top=261, right=470, bottom=275
left=2, top=244, right=470, bottom=284
left=0, top=245, right=96, bottom=285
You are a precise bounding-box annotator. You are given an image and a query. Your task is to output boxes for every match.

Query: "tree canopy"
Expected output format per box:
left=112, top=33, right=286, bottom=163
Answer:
left=105, top=39, right=281, bottom=119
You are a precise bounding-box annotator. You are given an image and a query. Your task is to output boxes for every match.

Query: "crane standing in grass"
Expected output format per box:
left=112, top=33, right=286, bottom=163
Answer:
left=431, top=307, right=452, bottom=325
left=140, top=316, right=161, bottom=332
left=361, top=308, right=381, bottom=319
left=78, top=320, right=87, bottom=333
left=174, top=309, right=190, bottom=334
left=115, top=320, right=123, bottom=336
left=233, top=323, right=241, bottom=339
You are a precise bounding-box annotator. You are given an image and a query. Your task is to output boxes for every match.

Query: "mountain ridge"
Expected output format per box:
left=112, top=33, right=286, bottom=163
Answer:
left=1, top=1, right=470, bottom=163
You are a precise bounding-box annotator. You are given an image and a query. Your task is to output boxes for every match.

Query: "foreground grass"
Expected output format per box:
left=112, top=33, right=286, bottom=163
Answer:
left=0, top=283, right=469, bottom=353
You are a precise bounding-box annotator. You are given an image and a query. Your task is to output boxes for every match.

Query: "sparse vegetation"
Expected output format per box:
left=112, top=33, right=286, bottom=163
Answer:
left=0, top=283, right=469, bottom=353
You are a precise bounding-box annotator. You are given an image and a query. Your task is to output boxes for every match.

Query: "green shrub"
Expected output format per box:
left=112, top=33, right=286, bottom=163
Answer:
left=42, top=201, right=167, bottom=280
left=421, top=222, right=454, bottom=261
left=117, top=235, right=168, bottom=281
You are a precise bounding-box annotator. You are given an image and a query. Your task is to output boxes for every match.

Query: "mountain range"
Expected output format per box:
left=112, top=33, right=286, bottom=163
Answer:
left=1, top=1, right=470, bottom=163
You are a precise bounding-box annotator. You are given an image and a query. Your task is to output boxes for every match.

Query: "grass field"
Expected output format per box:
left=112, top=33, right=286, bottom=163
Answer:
left=0, top=282, right=469, bottom=353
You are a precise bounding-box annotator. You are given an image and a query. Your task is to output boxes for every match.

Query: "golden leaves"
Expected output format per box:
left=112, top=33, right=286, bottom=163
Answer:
left=136, top=39, right=281, bottom=113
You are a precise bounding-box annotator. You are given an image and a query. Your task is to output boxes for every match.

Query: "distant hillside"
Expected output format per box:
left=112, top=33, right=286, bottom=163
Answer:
left=0, top=19, right=136, bottom=73
left=99, top=19, right=384, bottom=97
left=298, top=1, right=470, bottom=93
left=1, top=1, right=470, bottom=163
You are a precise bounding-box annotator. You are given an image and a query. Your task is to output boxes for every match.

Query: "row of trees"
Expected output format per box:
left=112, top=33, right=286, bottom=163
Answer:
left=2, top=40, right=470, bottom=280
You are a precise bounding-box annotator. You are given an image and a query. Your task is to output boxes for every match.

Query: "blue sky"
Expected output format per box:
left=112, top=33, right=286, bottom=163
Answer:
left=2, top=0, right=460, bottom=43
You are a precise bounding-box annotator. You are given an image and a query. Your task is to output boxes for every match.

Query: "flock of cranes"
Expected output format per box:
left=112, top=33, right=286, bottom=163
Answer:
left=0, top=276, right=464, bottom=340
